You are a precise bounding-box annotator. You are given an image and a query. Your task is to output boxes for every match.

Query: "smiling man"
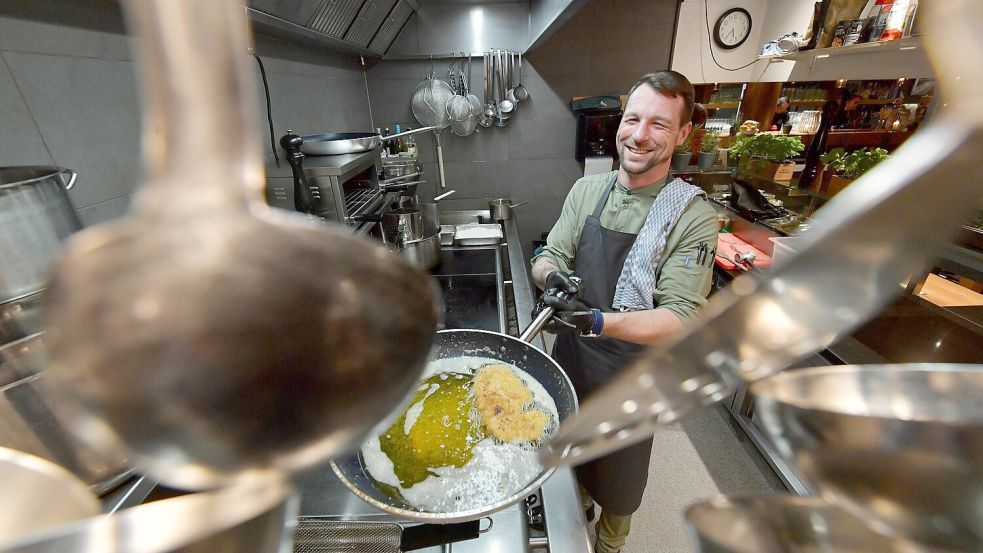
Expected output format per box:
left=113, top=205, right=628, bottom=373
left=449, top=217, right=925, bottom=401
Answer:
left=530, top=71, right=718, bottom=553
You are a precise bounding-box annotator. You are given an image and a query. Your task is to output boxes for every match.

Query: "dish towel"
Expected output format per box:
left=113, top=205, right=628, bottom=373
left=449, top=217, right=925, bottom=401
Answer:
left=612, top=178, right=706, bottom=310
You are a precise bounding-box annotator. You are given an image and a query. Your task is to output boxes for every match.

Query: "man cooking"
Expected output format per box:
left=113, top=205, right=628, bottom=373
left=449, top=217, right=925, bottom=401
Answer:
left=530, top=71, right=717, bottom=553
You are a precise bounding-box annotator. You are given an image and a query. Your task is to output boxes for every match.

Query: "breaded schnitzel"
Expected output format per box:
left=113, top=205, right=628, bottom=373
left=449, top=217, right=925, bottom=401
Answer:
left=473, top=364, right=548, bottom=442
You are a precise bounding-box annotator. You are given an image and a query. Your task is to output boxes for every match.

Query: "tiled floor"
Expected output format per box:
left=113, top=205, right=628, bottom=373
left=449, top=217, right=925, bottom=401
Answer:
left=542, top=334, right=787, bottom=553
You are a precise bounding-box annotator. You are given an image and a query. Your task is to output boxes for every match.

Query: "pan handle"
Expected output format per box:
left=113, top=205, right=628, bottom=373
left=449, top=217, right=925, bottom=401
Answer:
left=518, top=277, right=581, bottom=343
left=386, top=126, right=437, bottom=141
left=400, top=520, right=480, bottom=551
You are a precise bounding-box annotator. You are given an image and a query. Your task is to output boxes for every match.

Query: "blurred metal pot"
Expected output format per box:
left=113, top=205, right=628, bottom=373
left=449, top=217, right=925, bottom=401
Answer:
left=1, top=472, right=295, bottom=553
left=0, top=372, right=131, bottom=494
left=0, top=332, right=45, bottom=388
left=0, top=167, right=81, bottom=303
left=0, top=290, right=45, bottom=344
left=0, top=446, right=100, bottom=550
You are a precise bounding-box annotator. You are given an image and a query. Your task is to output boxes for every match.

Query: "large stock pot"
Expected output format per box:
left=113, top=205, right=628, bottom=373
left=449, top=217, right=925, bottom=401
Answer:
left=0, top=167, right=81, bottom=302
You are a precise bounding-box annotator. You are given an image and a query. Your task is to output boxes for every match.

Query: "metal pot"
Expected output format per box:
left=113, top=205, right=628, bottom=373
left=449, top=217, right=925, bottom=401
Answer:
left=0, top=290, right=45, bottom=345
left=0, top=372, right=132, bottom=494
left=382, top=207, right=424, bottom=245
left=0, top=167, right=81, bottom=302
left=400, top=233, right=441, bottom=270
left=0, top=446, right=100, bottom=550
left=2, top=472, right=294, bottom=553
left=0, top=332, right=45, bottom=388
left=488, top=198, right=528, bottom=221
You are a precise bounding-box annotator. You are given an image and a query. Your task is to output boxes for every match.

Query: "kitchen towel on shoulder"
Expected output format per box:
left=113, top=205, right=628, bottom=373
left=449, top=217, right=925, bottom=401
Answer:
left=612, top=179, right=706, bottom=311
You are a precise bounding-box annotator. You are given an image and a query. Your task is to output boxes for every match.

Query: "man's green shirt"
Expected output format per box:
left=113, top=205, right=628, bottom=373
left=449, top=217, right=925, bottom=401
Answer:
left=532, top=171, right=719, bottom=322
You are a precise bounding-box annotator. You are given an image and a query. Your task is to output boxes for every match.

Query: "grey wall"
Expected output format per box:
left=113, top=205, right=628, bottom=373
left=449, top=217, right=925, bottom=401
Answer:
left=0, top=0, right=369, bottom=227
left=1, top=0, right=679, bottom=252
left=367, top=0, right=679, bottom=253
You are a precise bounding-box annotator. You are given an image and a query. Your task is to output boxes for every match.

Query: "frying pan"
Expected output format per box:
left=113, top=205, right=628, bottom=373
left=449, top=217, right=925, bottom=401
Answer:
left=299, top=127, right=437, bottom=156
left=331, top=322, right=577, bottom=523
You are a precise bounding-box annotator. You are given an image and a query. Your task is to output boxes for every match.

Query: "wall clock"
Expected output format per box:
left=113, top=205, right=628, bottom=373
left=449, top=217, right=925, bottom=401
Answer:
left=713, top=7, right=752, bottom=50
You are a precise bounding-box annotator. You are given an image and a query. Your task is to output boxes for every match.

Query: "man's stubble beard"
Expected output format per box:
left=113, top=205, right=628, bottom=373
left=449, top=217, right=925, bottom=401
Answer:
left=618, top=142, right=671, bottom=175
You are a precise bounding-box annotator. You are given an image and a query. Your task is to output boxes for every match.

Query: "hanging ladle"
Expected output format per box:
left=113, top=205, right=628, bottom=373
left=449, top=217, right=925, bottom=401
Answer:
left=512, top=51, right=529, bottom=102
left=43, top=0, right=440, bottom=490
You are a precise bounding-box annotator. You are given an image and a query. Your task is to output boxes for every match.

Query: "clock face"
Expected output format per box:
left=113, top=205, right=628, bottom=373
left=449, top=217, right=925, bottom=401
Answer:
left=713, top=8, right=752, bottom=50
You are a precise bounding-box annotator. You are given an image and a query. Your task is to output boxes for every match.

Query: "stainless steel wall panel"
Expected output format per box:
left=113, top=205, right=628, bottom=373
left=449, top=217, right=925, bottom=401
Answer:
left=307, top=0, right=364, bottom=38
left=345, top=0, right=399, bottom=48
left=369, top=1, right=414, bottom=53
left=386, top=3, right=528, bottom=56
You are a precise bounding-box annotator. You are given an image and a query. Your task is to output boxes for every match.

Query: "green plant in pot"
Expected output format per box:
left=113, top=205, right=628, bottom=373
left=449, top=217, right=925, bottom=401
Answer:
left=821, top=147, right=890, bottom=196
left=671, top=132, right=694, bottom=172
left=731, top=133, right=804, bottom=183
left=698, top=129, right=720, bottom=171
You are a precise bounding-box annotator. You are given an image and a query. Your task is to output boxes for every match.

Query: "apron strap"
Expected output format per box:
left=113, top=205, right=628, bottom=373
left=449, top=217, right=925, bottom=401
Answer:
left=591, top=172, right=620, bottom=219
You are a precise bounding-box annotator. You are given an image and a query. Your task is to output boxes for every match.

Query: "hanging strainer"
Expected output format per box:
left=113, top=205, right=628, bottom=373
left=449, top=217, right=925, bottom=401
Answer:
left=447, top=57, right=474, bottom=124
left=411, top=61, right=454, bottom=130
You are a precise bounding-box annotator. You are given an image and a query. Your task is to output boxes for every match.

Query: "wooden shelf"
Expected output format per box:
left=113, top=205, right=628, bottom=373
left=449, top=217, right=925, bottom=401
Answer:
left=705, top=102, right=739, bottom=109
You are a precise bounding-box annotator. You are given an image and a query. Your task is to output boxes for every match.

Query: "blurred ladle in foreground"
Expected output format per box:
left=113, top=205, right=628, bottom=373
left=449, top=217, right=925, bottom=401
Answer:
left=43, top=0, right=439, bottom=490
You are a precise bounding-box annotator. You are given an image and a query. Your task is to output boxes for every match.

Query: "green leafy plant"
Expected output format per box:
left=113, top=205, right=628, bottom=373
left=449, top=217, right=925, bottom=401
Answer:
left=729, top=133, right=804, bottom=163
left=971, top=211, right=983, bottom=231
left=823, top=147, right=890, bottom=179
left=700, top=129, right=720, bottom=153
left=819, top=147, right=846, bottom=166
left=674, top=132, right=694, bottom=154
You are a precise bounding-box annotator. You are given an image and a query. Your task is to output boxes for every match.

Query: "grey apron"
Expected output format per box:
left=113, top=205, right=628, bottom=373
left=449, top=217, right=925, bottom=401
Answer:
left=553, top=172, right=653, bottom=516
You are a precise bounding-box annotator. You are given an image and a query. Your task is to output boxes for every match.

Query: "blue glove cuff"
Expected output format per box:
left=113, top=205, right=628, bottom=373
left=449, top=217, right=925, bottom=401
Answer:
left=590, top=308, right=604, bottom=336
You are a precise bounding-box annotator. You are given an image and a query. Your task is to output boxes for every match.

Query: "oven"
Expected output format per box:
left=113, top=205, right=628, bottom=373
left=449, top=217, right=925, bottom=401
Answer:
left=265, top=147, right=386, bottom=233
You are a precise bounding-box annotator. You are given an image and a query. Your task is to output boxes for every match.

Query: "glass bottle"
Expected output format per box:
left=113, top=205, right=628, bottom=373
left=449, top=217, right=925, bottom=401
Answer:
left=404, top=128, right=418, bottom=158
left=392, top=124, right=402, bottom=156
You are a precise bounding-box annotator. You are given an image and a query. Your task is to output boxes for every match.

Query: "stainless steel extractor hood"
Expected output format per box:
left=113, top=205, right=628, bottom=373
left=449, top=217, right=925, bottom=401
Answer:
left=246, top=0, right=417, bottom=57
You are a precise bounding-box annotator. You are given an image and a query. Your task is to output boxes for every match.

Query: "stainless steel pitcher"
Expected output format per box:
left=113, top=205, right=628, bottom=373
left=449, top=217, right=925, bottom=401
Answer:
left=0, top=167, right=81, bottom=302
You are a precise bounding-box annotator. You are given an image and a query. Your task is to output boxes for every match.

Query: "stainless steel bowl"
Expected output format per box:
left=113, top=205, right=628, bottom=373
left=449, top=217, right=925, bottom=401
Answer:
left=752, top=364, right=983, bottom=551
left=686, top=495, right=921, bottom=553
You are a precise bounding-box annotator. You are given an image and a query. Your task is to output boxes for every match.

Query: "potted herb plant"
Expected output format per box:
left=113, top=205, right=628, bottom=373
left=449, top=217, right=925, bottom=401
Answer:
left=730, top=133, right=804, bottom=183
left=672, top=133, right=693, bottom=172
left=821, top=147, right=890, bottom=196
left=698, top=129, right=720, bottom=170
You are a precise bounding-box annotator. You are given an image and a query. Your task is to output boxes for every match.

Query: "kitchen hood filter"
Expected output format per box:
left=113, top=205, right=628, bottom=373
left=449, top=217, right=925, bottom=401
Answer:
left=307, top=0, right=362, bottom=38
left=370, top=1, right=414, bottom=53
left=345, top=0, right=398, bottom=48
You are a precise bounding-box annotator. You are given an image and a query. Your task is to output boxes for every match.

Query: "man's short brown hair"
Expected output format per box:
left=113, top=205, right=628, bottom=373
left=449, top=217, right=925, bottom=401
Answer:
left=626, top=71, right=695, bottom=127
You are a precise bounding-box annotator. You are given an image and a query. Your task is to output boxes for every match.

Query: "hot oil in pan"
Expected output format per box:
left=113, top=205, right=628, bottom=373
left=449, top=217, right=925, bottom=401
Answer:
left=360, top=357, right=559, bottom=512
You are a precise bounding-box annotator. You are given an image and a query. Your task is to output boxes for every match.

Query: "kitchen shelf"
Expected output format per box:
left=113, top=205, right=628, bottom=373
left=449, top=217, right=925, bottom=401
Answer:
left=760, top=35, right=923, bottom=63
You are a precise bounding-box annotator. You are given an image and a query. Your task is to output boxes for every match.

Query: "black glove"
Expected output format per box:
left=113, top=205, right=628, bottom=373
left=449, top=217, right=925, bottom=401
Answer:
left=532, top=271, right=581, bottom=321
left=541, top=293, right=598, bottom=335
left=544, top=271, right=580, bottom=296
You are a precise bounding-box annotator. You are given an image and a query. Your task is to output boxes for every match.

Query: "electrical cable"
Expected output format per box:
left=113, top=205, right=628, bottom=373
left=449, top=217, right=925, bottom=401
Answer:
left=704, top=3, right=761, bottom=72
left=252, top=52, right=280, bottom=166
